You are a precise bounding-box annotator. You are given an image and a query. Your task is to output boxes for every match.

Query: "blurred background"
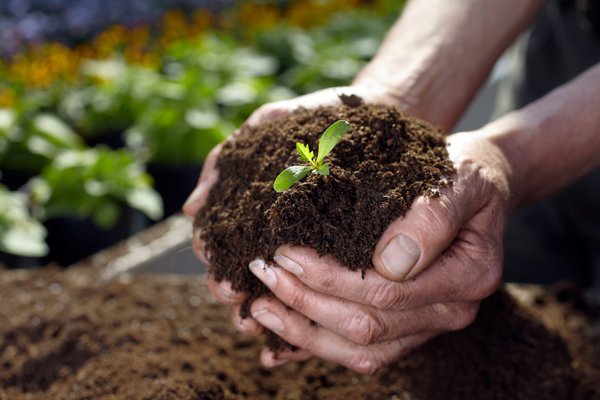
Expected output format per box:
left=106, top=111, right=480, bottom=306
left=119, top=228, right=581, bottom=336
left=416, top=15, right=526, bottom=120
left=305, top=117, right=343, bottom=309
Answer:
left=0, top=0, right=404, bottom=267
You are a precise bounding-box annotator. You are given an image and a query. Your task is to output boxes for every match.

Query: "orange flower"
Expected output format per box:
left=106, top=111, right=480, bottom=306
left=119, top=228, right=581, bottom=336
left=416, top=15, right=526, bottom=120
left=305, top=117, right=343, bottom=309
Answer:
left=191, top=9, right=215, bottom=35
left=0, top=1, right=387, bottom=90
left=0, top=89, right=16, bottom=108
left=239, top=3, right=281, bottom=34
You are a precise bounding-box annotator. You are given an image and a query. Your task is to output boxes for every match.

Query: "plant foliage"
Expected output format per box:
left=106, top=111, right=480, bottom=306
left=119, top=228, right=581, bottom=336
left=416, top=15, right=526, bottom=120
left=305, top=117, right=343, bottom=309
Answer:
left=273, top=120, right=349, bottom=192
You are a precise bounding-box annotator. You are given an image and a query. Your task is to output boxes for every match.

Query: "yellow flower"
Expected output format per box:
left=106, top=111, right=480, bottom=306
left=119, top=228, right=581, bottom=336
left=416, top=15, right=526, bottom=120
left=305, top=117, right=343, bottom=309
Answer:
left=0, top=1, right=389, bottom=90
left=191, top=9, right=214, bottom=36
left=239, top=3, right=281, bottom=33
left=0, top=89, right=16, bottom=108
left=162, top=9, right=190, bottom=42
left=286, top=0, right=366, bottom=27
left=93, top=25, right=128, bottom=58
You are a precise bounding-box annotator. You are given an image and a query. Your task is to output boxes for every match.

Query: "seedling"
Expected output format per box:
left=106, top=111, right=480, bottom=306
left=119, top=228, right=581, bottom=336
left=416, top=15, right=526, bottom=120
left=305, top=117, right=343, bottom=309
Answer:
left=273, top=120, right=350, bottom=192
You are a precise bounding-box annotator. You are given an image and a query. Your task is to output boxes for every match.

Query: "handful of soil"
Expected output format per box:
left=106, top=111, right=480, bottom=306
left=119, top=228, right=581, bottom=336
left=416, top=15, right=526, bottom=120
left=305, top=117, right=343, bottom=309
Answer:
left=196, top=101, right=454, bottom=342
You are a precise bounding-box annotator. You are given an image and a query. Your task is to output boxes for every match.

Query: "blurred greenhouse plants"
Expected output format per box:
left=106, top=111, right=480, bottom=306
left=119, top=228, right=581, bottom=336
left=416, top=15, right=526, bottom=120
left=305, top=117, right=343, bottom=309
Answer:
left=0, top=185, right=47, bottom=257
left=0, top=0, right=404, bottom=261
left=29, top=148, right=162, bottom=229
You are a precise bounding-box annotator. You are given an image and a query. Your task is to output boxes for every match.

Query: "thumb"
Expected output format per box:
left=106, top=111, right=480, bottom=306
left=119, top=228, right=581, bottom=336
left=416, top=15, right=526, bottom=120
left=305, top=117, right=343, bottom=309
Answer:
left=372, top=195, right=465, bottom=282
left=182, top=142, right=222, bottom=217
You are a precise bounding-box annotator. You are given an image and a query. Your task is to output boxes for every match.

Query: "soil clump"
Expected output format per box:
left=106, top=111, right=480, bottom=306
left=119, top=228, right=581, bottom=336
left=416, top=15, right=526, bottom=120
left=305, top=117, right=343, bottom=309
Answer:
left=196, top=103, right=453, bottom=322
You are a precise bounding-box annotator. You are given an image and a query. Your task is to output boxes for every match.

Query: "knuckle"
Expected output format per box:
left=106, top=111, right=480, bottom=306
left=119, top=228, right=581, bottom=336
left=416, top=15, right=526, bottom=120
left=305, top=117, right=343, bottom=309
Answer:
left=292, top=327, right=316, bottom=351
left=255, top=103, right=271, bottom=116
left=207, top=143, right=221, bottom=159
left=342, top=310, right=386, bottom=346
left=254, top=103, right=279, bottom=121
left=469, top=261, right=502, bottom=301
left=191, top=237, right=209, bottom=265
left=371, top=283, right=408, bottom=310
left=421, top=199, right=457, bottom=239
left=312, top=272, right=337, bottom=293
left=349, top=354, right=381, bottom=375
left=286, top=285, right=310, bottom=313
left=446, top=304, right=478, bottom=331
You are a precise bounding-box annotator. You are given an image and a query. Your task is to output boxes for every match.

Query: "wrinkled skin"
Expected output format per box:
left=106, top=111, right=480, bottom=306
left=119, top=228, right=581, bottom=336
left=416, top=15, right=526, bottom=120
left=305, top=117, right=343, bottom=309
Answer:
left=183, top=87, right=511, bottom=373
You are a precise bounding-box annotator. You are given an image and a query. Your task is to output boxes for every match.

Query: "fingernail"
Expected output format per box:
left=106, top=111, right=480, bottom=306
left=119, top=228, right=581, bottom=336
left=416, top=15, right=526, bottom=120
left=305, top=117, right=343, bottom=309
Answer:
left=268, top=358, right=290, bottom=367
left=265, top=351, right=290, bottom=367
left=252, top=309, right=284, bottom=333
left=274, top=255, right=304, bottom=277
left=217, top=281, right=235, bottom=300
left=358, top=359, right=374, bottom=374
left=238, top=318, right=252, bottom=332
left=249, top=259, right=277, bottom=288
left=380, top=234, right=420, bottom=279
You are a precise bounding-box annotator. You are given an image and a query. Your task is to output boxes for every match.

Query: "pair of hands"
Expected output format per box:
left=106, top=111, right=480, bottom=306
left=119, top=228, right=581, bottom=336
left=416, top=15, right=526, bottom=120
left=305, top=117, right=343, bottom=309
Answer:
left=183, top=86, right=512, bottom=373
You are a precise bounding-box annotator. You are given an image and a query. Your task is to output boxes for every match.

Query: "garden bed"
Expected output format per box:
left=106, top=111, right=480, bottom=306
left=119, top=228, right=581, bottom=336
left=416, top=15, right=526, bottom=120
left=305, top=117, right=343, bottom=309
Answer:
left=0, top=265, right=599, bottom=399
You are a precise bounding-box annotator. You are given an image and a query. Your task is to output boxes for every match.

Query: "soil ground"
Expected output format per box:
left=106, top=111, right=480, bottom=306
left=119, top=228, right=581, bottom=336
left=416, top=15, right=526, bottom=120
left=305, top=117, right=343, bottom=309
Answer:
left=0, top=266, right=599, bottom=400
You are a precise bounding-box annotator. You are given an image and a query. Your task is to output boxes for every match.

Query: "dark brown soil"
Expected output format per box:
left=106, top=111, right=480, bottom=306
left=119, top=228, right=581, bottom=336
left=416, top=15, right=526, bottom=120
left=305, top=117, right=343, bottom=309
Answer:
left=0, top=267, right=599, bottom=399
left=196, top=103, right=454, bottom=319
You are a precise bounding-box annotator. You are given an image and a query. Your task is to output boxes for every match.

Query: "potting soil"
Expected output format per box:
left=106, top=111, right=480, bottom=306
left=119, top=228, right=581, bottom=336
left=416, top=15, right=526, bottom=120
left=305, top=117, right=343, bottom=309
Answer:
left=0, top=268, right=599, bottom=399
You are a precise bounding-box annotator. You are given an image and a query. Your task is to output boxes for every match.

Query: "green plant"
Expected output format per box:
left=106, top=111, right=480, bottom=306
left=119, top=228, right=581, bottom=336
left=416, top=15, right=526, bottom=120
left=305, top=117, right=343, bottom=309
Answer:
left=0, top=109, right=84, bottom=174
left=0, top=185, right=48, bottom=257
left=29, top=147, right=163, bottom=229
left=273, top=119, right=349, bottom=192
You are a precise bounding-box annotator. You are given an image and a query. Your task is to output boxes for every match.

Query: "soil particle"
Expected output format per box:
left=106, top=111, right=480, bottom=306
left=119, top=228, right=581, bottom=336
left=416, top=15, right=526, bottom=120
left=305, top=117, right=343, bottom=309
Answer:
left=196, top=103, right=453, bottom=322
left=0, top=268, right=598, bottom=399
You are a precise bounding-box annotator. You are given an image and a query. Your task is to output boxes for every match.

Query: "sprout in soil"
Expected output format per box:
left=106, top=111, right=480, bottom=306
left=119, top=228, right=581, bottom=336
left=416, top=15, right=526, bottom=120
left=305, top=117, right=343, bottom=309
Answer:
left=273, top=120, right=350, bottom=192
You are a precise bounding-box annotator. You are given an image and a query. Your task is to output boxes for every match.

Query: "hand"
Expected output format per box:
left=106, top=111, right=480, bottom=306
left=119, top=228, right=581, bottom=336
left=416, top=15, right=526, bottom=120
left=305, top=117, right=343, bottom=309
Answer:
left=246, top=132, right=512, bottom=373
left=183, top=84, right=411, bottom=334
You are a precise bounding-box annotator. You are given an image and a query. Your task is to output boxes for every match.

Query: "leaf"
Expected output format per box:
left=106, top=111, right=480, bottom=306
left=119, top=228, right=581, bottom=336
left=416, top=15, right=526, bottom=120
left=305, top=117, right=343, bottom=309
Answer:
left=0, top=186, right=48, bottom=257
left=0, top=228, right=48, bottom=257
left=32, top=114, right=82, bottom=149
left=126, top=188, right=164, bottom=220
left=91, top=202, right=121, bottom=230
left=273, top=165, right=312, bottom=192
left=315, top=164, right=329, bottom=176
left=317, top=120, right=350, bottom=164
left=296, top=142, right=314, bottom=163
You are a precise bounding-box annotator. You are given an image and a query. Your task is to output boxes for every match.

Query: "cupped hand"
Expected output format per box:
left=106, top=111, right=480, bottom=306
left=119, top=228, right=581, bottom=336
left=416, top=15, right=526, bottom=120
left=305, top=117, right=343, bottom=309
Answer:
left=183, top=84, right=410, bottom=329
left=247, top=131, right=513, bottom=373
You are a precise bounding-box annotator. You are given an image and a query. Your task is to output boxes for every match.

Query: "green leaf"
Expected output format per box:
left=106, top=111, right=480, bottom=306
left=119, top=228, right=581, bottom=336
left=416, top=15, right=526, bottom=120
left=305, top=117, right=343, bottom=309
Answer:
left=317, top=120, right=350, bottom=164
left=0, top=228, right=48, bottom=257
left=126, top=188, right=164, bottom=220
left=315, top=164, right=329, bottom=176
left=273, top=165, right=312, bottom=193
left=91, top=202, right=121, bottom=230
left=296, top=142, right=314, bottom=163
left=0, top=186, right=48, bottom=257
left=32, top=114, right=82, bottom=149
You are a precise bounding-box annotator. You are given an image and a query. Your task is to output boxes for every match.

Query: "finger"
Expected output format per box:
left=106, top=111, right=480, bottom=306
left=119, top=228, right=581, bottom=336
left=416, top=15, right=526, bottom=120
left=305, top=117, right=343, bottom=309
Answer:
left=231, top=303, right=265, bottom=336
left=191, top=228, right=210, bottom=265
left=206, top=274, right=247, bottom=304
left=250, top=259, right=478, bottom=344
left=372, top=193, right=470, bottom=282
left=260, top=347, right=312, bottom=368
left=182, top=142, right=223, bottom=217
left=246, top=87, right=360, bottom=127
left=246, top=102, right=294, bottom=126
left=250, top=297, right=436, bottom=374
left=273, top=244, right=493, bottom=310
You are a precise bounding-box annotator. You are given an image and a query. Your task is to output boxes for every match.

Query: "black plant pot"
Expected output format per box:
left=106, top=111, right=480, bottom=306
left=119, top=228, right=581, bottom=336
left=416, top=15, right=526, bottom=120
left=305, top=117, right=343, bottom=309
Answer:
left=147, top=163, right=202, bottom=218
left=82, top=129, right=126, bottom=149
left=0, top=253, right=43, bottom=269
left=43, top=207, right=148, bottom=267
left=1, top=169, right=35, bottom=191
